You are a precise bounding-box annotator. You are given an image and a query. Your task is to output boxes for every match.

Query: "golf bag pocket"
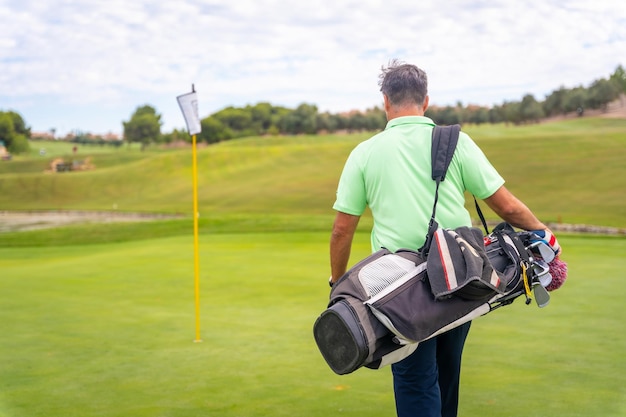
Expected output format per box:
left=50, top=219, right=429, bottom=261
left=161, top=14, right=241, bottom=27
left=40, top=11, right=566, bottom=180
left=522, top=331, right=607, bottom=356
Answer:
left=313, top=297, right=400, bottom=375
left=366, top=269, right=488, bottom=344
left=484, top=223, right=528, bottom=294
left=426, top=226, right=508, bottom=301
left=313, top=249, right=426, bottom=374
left=313, top=299, right=369, bottom=375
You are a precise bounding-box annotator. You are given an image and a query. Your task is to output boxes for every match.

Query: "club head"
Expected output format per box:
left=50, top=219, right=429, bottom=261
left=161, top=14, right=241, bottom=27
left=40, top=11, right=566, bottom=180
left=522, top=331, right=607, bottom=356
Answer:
left=538, top=272, right=553, bottom=288
left=527, top=240, right=555, bottom=263
left=531, top=259, right=550, bottom=279
left=532, top=283, right=551, bottom=308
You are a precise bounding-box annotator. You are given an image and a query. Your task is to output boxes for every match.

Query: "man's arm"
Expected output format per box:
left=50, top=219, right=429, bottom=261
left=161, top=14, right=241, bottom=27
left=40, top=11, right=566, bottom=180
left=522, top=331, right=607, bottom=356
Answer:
left=483, top=185, right=547, bottom=231
left=484, top=185, right=562, bottom=255
left=330, top=211, right=361, bottom=284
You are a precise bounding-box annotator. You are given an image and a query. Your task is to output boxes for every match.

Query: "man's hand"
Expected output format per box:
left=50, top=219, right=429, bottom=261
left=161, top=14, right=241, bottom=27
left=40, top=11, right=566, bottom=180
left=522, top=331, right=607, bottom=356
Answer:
left=531, top=229, right=562, bottom=256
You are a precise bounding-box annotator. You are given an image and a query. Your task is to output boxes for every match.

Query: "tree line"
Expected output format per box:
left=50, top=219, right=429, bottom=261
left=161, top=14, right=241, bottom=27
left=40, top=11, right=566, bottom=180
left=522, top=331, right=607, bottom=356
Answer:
left=2, top=65, right=624, bottom=154
left=428, top=65, right=626, bottom=125
left=150, top=64, right=624, bottom=146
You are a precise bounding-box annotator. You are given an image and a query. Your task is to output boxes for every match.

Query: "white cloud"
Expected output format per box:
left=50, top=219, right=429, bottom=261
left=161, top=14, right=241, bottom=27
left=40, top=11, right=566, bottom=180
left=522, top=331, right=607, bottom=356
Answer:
left=0, top=0, right=624, bottom=135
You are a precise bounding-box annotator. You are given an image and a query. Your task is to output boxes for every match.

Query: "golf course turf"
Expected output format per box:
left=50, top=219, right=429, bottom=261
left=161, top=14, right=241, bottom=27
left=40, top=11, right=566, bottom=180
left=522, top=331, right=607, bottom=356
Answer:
left=1, top=118, right=625, bottom=416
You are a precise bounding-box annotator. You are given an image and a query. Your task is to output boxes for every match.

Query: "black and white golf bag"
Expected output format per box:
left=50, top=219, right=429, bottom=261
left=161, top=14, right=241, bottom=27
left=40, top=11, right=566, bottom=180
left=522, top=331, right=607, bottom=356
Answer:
left=313, top=223, right=551, bottom=375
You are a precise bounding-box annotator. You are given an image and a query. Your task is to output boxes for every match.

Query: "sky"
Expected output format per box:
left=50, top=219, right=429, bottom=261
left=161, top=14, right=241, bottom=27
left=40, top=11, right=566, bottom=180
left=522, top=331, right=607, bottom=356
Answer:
left=1, top=0, right=625, bottom=137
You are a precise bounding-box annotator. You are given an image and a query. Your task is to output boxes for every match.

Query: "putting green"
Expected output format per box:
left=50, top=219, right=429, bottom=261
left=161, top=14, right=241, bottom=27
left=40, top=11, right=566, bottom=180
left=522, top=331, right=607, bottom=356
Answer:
left=1, top=232, right=624, bottom=416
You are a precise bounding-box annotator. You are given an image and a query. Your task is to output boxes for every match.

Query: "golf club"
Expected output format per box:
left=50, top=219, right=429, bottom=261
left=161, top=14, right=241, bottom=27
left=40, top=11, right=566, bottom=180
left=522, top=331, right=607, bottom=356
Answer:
left=532, top=282, right=551, bottom=307
left=527, top=239, right=556, bottom=263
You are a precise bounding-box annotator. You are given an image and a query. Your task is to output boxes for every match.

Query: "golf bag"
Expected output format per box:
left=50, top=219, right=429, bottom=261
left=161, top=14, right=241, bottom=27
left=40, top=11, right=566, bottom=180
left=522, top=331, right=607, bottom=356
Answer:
left=313, top=222, right=545, bottom=374
left=313, top=126, right=555, bottom=375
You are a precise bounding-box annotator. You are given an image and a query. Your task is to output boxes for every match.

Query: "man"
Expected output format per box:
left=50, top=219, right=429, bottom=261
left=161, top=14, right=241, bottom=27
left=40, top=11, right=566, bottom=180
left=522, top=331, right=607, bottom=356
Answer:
left=329, top=60, right=561, bottom=417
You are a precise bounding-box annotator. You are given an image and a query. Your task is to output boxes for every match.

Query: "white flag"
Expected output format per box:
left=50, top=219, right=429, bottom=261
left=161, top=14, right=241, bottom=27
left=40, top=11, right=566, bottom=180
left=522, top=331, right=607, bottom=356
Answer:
left=176, top=90, right=201, bottom=135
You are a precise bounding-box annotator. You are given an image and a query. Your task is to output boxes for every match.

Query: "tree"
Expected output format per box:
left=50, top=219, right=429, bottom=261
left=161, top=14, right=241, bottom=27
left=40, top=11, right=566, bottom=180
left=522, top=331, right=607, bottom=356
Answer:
left=316, top=112, right=340, bottom=133
left=543, top=87, right=568, bottom=116
left=363, top=107, right=387, bottom=130
left=198, top=116, right=233, bottom=144
left=501, top=101, right=522, bottom=125
left=610, top=65, right=626, bottom=93
left=0, top=111, right=30, bottom=154
left=213, top=107, right=253, bottom=134
left=488, top=106, right=505, bottom=123
left=0, top=113, right=15, bottom=146
left=563, top=87, right=587, bottom=114
left=586, top=78, right=621, bottom=111
left=248, top=102, right=273, bottom=134
left=466, top=105, right=490, bottom=125
left=346, top=112, right=369, bottom=132
left=426, top=106, right=460, bottom=125
left=5, top=111, right=30, bottom=137
left=161, top=128, right=190, bottom=144
left=519, top=94, right=545, bottom=123
left=281, top=103, right=318, bottom=134
left=123, top=105, right=162, bottom=150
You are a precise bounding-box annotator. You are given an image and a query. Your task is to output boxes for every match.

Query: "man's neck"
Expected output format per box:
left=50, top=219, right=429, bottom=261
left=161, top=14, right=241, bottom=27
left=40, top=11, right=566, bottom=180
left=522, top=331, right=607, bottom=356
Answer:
left=386, top=105, right=425, bottom=121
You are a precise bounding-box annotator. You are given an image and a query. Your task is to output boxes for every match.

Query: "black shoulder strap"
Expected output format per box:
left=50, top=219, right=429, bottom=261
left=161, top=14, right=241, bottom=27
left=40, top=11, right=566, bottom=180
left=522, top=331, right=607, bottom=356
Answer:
left=421, top=125, right=490, bottom=255
left=431, top=124, right=460, bottom=182
left=473, top=196, right=489, bottom=235
left=420, top=125, right=461, bottom=254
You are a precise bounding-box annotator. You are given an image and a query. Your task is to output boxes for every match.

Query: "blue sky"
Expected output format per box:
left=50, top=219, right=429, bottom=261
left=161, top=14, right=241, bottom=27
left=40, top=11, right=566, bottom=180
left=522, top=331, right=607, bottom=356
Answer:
left=1, top=0, right=625, bottom=136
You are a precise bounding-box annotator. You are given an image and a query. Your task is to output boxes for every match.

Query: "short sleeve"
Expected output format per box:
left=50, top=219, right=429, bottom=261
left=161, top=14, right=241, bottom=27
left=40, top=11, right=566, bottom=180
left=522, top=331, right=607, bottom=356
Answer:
left=457, top=133, right=505, bottom=199
left=333, top=150, right=367, bottom=215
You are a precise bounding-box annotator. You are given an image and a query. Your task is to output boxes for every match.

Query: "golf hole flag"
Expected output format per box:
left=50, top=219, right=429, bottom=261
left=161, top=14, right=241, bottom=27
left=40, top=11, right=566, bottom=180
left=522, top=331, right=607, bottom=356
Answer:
left=177, top=85, right=203, bottom=342
left=177, top=89, right=201, bottom=135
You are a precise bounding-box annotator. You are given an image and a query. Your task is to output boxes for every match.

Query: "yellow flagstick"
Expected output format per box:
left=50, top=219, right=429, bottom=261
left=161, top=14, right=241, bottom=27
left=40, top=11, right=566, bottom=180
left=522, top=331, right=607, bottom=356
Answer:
left=192, top=131, right=202, bottom=343
left=177, top=84, right=203, bottom=343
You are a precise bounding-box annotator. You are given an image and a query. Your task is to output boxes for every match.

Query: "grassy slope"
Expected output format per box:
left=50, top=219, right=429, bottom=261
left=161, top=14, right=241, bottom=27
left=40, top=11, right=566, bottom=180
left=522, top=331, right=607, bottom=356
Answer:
left=0, top=118, right=625, bottom=244
left=463, top=118, right=626, bottom=226
left=0, top=134, right=368, bottom=215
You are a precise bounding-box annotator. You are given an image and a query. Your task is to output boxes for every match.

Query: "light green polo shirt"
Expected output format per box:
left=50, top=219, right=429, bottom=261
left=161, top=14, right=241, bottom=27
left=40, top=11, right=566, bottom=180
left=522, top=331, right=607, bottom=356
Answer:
left=333, top=116, right=504, bottom=253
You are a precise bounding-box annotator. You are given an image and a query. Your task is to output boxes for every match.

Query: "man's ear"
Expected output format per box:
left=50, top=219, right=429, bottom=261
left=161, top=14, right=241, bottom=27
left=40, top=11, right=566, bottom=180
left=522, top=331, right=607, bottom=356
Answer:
left=383, top=94, right=391, bottom=112
left=422, top=95, right=429, bottom=113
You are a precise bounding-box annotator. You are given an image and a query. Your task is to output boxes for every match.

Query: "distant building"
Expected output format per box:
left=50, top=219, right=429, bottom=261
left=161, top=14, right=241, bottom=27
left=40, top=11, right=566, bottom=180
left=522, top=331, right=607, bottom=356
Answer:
left=31, top=131, right=56, bottom=140
left=102, top=132, right=122, bottom=141
left=33, top=131, right=122, bottom=142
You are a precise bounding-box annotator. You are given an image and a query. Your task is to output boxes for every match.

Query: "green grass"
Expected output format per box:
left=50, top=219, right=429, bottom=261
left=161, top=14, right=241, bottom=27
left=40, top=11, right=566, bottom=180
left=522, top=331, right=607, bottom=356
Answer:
left=464, top=118, right=626, bottom=227
left=1, top=118, right=625, bottom=416
left=0, top=233, right=624, bottom=417
left=0, top=214, right=367, bottom=247
left=0, top=141, right=145, bottom=175
left=1, top=118, right=625, bottom=227
left=461, top=234, right=626, bottom=416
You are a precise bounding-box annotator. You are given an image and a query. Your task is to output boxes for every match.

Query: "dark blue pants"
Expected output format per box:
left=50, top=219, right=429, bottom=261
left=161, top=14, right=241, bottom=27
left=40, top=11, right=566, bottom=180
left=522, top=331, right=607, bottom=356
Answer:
left=391, top=322, right=472, bottom=417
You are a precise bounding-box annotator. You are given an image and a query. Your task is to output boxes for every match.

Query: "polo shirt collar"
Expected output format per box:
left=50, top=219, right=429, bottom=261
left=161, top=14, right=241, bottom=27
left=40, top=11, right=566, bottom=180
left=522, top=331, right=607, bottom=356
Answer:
left=385, top=115, right=435, bottom=130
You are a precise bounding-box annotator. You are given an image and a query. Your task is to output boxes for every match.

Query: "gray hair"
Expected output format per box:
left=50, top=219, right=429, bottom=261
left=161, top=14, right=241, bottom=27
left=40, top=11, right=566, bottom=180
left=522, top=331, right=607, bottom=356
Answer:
left=378, top=59, right=428, bottom=107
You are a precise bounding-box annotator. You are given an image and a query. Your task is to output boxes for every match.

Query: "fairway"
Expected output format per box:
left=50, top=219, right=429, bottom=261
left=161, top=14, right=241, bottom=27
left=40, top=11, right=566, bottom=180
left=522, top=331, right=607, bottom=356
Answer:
left=1, top=233, right=624, bottom=417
